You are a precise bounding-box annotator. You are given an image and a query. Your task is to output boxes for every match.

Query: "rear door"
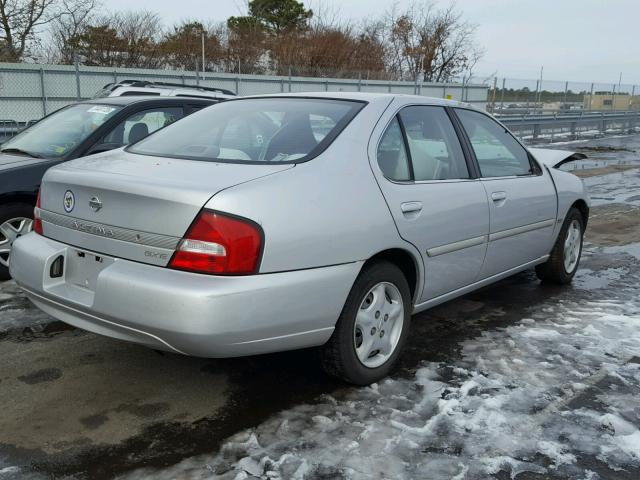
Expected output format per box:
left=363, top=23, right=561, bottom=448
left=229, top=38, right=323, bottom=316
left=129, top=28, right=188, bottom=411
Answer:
left=372, top=104, right=490, bottom=302
left=454, top=108, right=557, bottom=278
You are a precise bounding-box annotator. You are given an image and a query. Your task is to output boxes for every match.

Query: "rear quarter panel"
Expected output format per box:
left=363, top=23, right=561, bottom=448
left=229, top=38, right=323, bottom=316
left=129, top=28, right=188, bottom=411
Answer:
left=206, top=98, right=423, bottom=279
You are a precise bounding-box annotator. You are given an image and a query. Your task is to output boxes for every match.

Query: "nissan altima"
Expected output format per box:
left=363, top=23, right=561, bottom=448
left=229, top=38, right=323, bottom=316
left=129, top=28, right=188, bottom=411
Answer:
left=10, top=93, right=590, bottom=385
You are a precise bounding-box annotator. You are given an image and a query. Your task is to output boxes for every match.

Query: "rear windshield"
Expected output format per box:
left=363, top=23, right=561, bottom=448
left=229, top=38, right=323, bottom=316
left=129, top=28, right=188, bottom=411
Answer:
left=127, top=98, right=365, bottom=164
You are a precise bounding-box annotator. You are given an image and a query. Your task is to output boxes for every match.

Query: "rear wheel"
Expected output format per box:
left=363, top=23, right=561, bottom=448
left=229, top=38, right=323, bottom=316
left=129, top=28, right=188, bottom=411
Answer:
left=0, top=204, right=34, bottom=281
left=320, top=261, right=411, bottom=385
left=535, top=207, right=584, bottom=284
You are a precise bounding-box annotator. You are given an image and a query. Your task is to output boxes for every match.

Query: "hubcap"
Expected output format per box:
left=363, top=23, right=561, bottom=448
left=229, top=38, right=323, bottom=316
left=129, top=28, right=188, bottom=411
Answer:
left=0, top=217, right=33, bottom=268
left=563, top=219, right=582, bottom=273
left=353, top=282, right=404, bottom=369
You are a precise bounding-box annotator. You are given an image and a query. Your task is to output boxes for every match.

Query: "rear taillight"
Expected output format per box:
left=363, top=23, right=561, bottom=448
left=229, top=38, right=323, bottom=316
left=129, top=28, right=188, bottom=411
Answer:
left=33, top=189, right=43, bottom=235
left=169, top=210, right=263, bottom=275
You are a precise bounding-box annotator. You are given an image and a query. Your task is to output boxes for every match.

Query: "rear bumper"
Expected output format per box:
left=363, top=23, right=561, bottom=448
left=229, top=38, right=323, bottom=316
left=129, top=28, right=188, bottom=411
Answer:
left=10, top=233, right=362, bottom=357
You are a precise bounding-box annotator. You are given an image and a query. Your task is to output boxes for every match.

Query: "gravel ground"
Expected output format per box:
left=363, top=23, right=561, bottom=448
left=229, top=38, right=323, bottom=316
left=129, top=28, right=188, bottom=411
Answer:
left=1, top=135, right=640, bottom=480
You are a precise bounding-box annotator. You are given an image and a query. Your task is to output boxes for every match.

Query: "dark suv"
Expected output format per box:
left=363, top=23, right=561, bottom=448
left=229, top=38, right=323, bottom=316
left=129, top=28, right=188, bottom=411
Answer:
left=0, top=96, right=216, bottom=279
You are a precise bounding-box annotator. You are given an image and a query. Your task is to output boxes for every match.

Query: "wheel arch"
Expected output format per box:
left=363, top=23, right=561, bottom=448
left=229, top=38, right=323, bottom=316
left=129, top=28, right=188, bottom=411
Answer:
left=362, top=248, right=421, bottom=303
left=570, top=199, right=589, bottom=229
left=0, top=191, right=38, bottom=208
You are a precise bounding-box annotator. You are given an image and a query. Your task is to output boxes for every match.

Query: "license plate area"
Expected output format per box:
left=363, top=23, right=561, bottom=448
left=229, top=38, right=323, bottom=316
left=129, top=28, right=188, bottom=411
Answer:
left=65, top=250, right=109, bottom=292
left=44, top=247, right=115, bottom=307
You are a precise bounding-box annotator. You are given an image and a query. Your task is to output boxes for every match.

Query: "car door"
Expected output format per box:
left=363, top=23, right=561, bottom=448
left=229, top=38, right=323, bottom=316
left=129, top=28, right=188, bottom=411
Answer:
left=454, top=108, right=558, bottom=279
left=373, top=104, right=490, bottom=302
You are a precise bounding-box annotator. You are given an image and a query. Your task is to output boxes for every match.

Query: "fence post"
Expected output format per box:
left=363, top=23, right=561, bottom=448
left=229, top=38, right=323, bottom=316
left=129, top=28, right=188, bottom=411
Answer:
left=325, top=79, right=329, bottom=92
left=489, top=76, right=497, bottom=113
left=113, top=70, right=117, bottom=84
left=388, top=81, right=392, bottom=93
left=358, top=72, right=362, bottom=92
left=39, top=68, right=47, bottom=116
left=588, top=83, right=594, bottom=111
left=461, top=76, right=467, bottom=102
left=611, top=83, right=616, bottom=112
left=74, top=56, right=81, bottom=100
left=288, top=67, right=292, bottom=93
left=500, top=78, right=506, bottom=111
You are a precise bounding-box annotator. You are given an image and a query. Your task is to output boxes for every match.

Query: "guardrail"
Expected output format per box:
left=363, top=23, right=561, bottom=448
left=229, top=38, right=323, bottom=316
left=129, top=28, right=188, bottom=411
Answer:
left=1, top=111, right=639, bottom=148
left=499, top=110, right=640, bottom=141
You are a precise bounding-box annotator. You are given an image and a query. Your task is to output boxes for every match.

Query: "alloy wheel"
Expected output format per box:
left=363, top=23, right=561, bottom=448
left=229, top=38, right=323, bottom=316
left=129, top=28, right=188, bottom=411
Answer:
left=353, top=281, right=404, bottom=369
left=563, top=219, right=581, bottom=273
left=0, top=217, right=33, bottom=268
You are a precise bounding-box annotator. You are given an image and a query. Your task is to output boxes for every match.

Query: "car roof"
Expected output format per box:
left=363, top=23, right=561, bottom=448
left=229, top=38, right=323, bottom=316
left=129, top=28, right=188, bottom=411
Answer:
left=240, top=91, right=473, bottom=108
left=79, top=96, right=217, bottom=107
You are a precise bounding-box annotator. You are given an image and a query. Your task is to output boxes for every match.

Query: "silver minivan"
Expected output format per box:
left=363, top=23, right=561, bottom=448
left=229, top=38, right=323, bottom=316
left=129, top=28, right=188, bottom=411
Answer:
left=10, top=93, right=589, bottom=384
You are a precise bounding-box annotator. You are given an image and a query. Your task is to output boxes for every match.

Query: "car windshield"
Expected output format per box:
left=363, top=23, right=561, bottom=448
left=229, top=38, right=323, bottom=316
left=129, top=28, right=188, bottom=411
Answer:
left=1, top=104, right=122, bottom=158
left=128, top=98, right=365, bottom=163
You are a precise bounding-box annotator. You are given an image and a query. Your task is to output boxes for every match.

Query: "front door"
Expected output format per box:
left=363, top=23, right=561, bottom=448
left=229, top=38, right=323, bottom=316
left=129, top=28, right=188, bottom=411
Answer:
left=454, top=108, right=557, bottom=279
left=373, top=105, right=490, bottom=302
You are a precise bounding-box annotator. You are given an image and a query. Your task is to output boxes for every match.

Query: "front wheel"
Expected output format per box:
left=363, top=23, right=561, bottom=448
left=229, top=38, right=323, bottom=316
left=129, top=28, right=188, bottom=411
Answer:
left=535, top=207, right=584, bottom=284
left=320, top=261, right=411, bottom=385
left=0, top=203, right=35, bottom=281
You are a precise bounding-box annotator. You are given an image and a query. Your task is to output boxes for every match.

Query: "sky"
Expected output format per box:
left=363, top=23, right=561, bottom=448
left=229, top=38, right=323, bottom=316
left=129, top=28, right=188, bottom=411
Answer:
left=103, top=0, right=640, bottom=85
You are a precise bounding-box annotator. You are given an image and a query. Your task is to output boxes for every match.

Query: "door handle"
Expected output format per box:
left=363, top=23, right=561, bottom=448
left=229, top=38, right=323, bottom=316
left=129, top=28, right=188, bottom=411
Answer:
left=491, top=192, right=507, bottom=202
left=401, top=201, right=423, bottom=214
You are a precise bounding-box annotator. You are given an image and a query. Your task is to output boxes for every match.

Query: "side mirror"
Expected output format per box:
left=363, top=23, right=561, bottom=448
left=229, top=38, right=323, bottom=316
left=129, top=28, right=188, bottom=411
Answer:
left=85, top=142, right=123, bottom=156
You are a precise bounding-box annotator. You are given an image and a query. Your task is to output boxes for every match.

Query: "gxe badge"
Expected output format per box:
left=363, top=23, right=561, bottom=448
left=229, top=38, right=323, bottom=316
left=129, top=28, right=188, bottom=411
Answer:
left=63, top=190, right=75, bottom=213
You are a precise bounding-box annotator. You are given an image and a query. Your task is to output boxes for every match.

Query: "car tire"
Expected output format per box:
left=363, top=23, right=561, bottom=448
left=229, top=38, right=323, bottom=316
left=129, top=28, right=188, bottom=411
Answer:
left=320, top=261, right=412, bottom=385
left=0, top=203, right=35, bottom=281
left=535, top=207, right=584, bottom=285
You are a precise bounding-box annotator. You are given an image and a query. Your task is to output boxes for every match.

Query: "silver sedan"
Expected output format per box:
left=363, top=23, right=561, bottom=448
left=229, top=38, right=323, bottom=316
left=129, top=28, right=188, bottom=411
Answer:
left=10, top=93, right=590, bottom=385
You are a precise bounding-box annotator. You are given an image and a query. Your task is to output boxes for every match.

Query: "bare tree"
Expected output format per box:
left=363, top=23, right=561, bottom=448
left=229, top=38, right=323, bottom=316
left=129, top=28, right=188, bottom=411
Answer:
left=0, top=0, right=62, bottom=61
left=112, top=11, right=164, bottom=68
left=385, top=2, right=483, bottom=82
left=66, top=10, right=164, bottom=68
left=46, top=0, right=98, bottom=63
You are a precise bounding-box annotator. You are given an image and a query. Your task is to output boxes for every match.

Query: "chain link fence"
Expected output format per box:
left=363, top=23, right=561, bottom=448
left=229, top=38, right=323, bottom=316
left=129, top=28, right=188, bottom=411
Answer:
left=478, top=76, right=640, bottom=116
left=2, top=62, right=640, bottom=145
left=0, top=62, right=487, bottom=130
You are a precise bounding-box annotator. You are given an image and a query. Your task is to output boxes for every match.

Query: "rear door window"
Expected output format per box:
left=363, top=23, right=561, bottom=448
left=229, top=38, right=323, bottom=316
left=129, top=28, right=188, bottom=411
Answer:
left=399, top=106, right=469, bottom=181
left=100, top=107, right=184, bottom=147
left=377, top=118, right=411, bottom=181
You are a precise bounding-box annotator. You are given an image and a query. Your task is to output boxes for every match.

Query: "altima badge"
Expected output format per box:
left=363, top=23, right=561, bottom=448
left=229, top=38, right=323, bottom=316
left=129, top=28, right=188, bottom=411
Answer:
left=63, top=190, right=75, bottom=213
left=89, top=196, right=102, bottom=212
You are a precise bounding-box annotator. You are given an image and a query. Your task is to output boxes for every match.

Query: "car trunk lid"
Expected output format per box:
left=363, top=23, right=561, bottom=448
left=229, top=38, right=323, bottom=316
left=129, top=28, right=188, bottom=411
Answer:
left=38, top=150, right=292, bottom=266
